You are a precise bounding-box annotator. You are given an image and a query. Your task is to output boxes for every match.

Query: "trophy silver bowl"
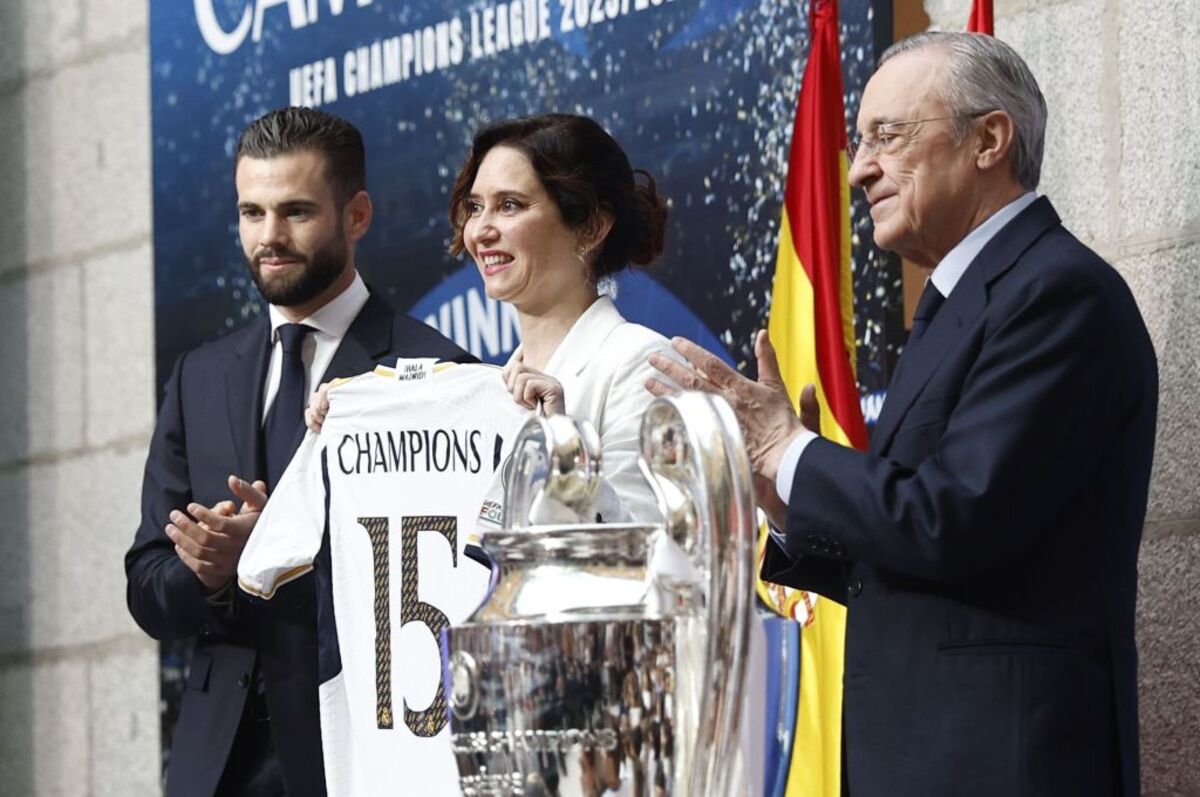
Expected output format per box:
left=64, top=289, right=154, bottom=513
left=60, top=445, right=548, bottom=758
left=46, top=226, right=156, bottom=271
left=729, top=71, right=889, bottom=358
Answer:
left=445, top=393, right=756, bottom=796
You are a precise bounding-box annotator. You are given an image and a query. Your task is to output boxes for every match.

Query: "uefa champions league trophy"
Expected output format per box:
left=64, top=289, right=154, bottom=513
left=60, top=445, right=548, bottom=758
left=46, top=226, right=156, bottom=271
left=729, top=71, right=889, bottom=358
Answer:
left=445, top=392, right=756, bottom=796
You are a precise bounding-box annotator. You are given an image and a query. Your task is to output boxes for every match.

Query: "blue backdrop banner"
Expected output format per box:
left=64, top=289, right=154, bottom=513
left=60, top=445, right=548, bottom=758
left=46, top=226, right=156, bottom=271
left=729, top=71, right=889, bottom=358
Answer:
left=149, top=0, right=896, bottom=779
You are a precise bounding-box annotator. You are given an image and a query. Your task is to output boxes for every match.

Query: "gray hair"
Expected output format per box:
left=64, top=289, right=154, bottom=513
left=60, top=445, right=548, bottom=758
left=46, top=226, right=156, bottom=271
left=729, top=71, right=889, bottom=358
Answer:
left=881, top=32, right=1047, bottom=190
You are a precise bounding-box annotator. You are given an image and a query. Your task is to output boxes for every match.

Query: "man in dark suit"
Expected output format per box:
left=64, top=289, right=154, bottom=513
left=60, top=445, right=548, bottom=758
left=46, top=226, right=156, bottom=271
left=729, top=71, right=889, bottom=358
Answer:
left=126, top=108, right=469, bottom=796
left=649, top=32, right=1157, bottom=796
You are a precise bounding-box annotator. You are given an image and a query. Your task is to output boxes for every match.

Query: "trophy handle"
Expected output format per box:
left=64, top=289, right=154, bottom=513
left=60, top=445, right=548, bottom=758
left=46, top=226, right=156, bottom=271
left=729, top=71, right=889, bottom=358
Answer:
left=640, top=392, right=756, bottom=797
left=503, top=414, right=603, bottom=529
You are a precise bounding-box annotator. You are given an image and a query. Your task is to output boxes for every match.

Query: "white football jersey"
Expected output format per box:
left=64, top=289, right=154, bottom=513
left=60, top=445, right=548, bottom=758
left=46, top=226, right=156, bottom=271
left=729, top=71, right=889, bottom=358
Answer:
left=238, top=360, right=529, bottom=797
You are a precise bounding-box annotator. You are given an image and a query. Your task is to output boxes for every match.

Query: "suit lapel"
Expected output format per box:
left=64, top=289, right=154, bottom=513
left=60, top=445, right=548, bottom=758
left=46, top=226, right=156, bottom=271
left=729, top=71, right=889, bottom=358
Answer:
left=870, top=198, right=1062, bottom=455
left=870, top=283, right=983, bottom=454
left=320, top=292, right=394, bottom=383
left=226, top=320, right=271, bottom=480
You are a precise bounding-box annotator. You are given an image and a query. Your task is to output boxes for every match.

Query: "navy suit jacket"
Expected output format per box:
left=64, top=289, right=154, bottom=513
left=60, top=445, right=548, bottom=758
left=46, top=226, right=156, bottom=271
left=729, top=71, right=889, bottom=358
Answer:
left=126, top=292, right=471, bottom=797
left=763, top=198, right=1157, bottom=796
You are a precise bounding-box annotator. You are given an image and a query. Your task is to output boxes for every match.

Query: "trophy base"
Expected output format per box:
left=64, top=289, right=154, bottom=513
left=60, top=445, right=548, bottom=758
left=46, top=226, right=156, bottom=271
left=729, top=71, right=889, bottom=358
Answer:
left=446, top=616, right=706, bottom=797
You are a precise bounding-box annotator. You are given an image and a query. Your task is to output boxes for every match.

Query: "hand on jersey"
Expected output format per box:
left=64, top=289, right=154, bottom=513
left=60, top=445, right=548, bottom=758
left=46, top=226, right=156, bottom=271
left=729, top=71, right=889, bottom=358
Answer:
left=306, top=382, right=332, bottom=432
left=165, top=475, right=268, bottom=593
left=503, top=353, right=565, bottom=416
left=646, top=329, right=820, bottom=485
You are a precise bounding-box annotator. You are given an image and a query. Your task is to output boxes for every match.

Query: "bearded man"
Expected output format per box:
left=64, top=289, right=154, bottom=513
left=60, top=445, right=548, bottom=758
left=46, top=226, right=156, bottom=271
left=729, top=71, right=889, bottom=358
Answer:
left=126, top=108, right=470, bottom=797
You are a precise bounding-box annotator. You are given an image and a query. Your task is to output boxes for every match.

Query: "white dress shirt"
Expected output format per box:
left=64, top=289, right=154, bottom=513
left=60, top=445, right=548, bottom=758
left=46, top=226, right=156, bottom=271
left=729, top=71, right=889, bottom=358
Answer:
left=261, top=272, right=370, bottom=423
left=773, top=191, right=1038, bottom=503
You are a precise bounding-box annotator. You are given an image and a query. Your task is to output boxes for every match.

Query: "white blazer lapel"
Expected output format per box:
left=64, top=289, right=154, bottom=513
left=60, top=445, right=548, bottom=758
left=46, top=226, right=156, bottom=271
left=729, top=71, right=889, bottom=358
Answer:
left=543, top=296, right=625, bottom=379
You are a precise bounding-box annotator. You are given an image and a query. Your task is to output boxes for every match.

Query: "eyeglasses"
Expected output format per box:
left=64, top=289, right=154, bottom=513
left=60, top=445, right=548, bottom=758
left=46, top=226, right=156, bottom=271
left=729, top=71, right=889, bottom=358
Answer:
left=847, top=111, right=993, bottom=164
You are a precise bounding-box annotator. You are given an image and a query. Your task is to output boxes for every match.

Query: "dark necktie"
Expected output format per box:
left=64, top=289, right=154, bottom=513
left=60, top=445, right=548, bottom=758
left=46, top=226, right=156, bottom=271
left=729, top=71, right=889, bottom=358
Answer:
left=910, top=281, right=945, bottom=341
left=265, top=323, right=314, bottom=489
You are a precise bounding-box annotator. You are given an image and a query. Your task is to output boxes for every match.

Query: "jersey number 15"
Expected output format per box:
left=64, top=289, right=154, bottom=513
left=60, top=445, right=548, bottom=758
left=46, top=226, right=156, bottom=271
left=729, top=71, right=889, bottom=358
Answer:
left=356, top=515, right=457, bottom=737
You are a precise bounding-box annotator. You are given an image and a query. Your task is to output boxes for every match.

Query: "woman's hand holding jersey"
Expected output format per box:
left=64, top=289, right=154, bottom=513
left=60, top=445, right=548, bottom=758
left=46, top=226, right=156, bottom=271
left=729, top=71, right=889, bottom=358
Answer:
left=502, top=348, right=566, bottom=415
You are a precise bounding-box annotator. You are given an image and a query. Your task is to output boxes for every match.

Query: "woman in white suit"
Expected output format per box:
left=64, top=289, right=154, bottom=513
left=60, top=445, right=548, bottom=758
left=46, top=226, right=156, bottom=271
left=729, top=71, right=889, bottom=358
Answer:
left=447, top=114, right=676, bottom=521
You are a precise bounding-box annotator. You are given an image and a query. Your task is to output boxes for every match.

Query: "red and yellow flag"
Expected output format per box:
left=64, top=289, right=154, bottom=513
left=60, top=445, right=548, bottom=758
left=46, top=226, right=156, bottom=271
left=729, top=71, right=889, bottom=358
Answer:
left=757, top=0, right=867, bottom=794
left=968, top=0, right=995, bottom=34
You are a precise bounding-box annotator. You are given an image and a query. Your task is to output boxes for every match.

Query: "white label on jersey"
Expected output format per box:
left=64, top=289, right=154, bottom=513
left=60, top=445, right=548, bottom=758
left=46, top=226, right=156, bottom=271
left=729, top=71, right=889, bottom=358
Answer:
left=392, top=358, right=437, bottom=381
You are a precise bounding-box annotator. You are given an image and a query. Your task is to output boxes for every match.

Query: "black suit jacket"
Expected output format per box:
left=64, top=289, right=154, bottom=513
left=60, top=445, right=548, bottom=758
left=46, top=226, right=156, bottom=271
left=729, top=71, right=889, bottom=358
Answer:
left=126, top=293, right=471, bottom=797
left=764, top=198, right=1157, bottom=796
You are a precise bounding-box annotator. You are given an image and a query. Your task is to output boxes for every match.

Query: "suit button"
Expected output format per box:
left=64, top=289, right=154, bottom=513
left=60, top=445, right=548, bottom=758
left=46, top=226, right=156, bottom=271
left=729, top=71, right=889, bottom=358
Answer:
left=850, top=580, right=863, bottom=597
left=237, top=672, right=250, bottom=689
left=198, top=623, right=211, bottom=637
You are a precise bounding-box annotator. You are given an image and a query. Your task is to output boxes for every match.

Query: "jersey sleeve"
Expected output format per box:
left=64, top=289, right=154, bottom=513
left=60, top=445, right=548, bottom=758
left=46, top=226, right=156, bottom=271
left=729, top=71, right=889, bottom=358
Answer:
left=237, top=431, right=328, bottom=599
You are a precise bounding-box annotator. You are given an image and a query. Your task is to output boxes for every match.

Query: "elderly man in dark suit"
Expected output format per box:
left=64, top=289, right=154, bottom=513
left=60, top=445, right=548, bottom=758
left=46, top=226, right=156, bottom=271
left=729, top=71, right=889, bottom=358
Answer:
left=650, top=32, right=1156, bottom=796
left=126, top=108, right=469, bottom=796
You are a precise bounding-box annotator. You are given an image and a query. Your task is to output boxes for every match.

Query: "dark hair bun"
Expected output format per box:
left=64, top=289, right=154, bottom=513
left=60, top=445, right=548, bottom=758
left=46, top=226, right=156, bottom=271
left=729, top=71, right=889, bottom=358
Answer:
left=590, top=163, right=670, bottom=278
left=622, top=170, right=669, bottom=268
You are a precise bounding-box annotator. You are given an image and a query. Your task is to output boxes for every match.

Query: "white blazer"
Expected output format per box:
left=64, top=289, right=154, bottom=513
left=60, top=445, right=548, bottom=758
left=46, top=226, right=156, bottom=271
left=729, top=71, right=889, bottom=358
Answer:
left=510, top=295, right=677, bottom=522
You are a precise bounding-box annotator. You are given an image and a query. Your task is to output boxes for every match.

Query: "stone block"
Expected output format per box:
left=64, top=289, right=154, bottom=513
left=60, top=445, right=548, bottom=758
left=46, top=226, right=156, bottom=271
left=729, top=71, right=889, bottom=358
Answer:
left=84, top=242, right=155, bottom=448
left=84, top=0, right=148, bottom=48
left=0, top=0, right=85, bottom=87
left=0, top=657, right=91, bottom=796
left=18, top=48, right=152, bottom=268
left=0, top=89, right=29, bottom=276
left=0, top=457, right=76, bottom=657
left=1136, top=532, right=1200, bottom=796
left=921, top=0, right=969, bottom=29
left=89, top=641, right=161, bottom=797
left=925, top=0, right=1086, bottom=31
left=0, top=446, right=148, bottom=656
left=997, top=0, right=1112, bottom=248
left=0, top=466, right=34, bottom=650
left=1119, top=1, right=1200, bottom=239
left=0, top=266, right=85, bottom=466
left=1115, top=242, right=1200, bottom=520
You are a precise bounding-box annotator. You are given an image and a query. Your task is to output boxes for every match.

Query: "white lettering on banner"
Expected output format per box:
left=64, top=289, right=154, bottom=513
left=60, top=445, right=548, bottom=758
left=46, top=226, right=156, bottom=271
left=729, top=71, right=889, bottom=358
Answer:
left=194, top=0, right=373, bottom=56
left=424, top=289, right=521, bottom=361
left=470, top=0, right=552, bottom=59
left=289, top=57, right=339, bottom=107
left=559, top=0, right=670, bottom=33
left=343, top=19, right=466, bottom=99
left=198, top=0, right=677, bottom=96
left=194, top=0, right=252, bottom=56
left=253, top=0, right=306, bottom=45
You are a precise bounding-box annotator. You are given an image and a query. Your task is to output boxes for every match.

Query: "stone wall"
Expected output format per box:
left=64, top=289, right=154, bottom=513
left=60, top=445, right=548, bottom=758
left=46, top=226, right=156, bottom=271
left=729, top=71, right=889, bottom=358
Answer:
left=0, top=0, right=160, bottom=794
left=923, top=0, right=1200, bottom=794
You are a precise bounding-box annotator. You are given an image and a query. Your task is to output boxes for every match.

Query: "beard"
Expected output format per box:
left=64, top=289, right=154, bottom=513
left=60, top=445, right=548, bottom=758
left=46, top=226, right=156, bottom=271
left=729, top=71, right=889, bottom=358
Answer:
left=247, top=230, right=347, bottom=309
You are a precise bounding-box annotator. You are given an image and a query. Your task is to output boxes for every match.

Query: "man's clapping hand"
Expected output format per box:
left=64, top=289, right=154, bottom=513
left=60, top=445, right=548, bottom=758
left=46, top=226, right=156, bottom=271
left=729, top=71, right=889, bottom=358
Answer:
left=165, top=475, right=268, bottom=593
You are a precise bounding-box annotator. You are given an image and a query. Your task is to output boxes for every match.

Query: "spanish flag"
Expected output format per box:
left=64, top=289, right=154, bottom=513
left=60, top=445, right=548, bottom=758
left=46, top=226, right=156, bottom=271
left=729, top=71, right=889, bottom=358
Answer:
left=968, top=0, right=995, bottom=34
left=756, top=0, right=866, bottom=795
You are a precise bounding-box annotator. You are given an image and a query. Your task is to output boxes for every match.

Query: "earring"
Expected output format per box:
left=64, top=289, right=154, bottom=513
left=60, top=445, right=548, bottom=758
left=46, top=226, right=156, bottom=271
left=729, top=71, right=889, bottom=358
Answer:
left=575, top=243, right=589, bottom=263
